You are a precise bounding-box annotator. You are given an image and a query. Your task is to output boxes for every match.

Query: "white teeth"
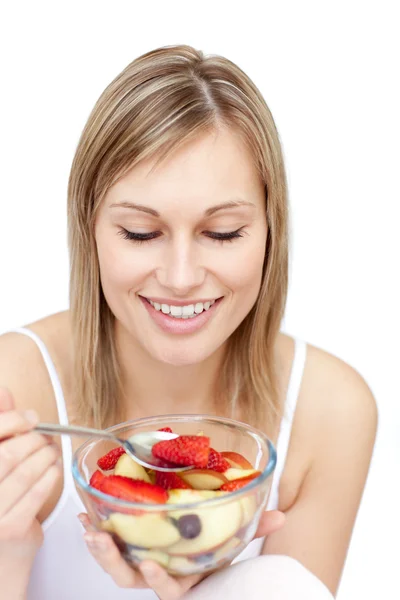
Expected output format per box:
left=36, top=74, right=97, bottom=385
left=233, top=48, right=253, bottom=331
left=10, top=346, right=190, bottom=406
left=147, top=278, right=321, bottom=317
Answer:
left=170, top=305, right=183, bottom=317
left=182, top=304, right=195, bottom=316
left=147, top=299, right=218, bottom=319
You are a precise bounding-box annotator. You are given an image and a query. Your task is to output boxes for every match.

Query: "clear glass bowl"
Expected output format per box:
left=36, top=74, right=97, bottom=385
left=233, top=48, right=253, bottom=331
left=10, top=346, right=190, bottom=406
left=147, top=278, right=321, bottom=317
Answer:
left=72, top=414, right=276, bottom=576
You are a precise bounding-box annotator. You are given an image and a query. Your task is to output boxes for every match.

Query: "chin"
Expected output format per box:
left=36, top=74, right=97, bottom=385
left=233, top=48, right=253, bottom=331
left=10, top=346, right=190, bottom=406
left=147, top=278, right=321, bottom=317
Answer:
left=150, top=343, right=215, bottom=368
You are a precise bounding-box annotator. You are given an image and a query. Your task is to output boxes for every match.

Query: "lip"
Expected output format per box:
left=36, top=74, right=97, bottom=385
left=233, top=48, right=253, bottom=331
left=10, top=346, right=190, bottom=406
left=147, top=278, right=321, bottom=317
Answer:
left=139, top=296, right=223, bottom=335
left=140, top=296, right=221, bottom=307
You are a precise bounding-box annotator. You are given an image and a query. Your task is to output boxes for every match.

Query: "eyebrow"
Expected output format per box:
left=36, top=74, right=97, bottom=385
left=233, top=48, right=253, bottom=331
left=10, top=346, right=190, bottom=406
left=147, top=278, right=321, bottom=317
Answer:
left=109, top=199, right=256, bottom=217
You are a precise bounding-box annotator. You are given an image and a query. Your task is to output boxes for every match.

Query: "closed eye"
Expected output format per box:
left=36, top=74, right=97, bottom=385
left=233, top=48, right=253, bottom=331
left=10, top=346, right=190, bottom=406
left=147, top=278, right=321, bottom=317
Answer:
left=118, top=227, right=246, bottom=244
left=204, top=227, right=245, bottom=242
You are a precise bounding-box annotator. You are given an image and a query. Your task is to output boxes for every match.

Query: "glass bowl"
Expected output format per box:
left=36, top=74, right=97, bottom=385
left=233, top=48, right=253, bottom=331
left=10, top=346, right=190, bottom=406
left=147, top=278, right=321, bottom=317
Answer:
left=72, top=414, right=276, bottom=576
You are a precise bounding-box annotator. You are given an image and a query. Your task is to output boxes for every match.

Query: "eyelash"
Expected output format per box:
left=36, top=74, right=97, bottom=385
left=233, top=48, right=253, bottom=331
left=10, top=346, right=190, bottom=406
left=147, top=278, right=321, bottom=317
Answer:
left=118, top=227, right=246, bottom=244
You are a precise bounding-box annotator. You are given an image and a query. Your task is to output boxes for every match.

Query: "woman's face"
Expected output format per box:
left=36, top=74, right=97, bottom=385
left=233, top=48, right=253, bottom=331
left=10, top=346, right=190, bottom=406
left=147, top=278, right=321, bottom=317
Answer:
left=95, top=127, right=267, bottom=366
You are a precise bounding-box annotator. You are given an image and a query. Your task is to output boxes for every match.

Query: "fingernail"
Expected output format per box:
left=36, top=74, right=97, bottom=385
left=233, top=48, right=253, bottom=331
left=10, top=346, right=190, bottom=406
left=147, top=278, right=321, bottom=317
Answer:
left=24, top=409, right=39, bottom=424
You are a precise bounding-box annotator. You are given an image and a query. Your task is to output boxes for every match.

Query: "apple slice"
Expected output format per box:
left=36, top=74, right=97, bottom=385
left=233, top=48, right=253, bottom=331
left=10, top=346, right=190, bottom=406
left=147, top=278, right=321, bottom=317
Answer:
left=178, top=469, right=228, bottom=490
left=167, top=489, right=226, bottom=504
left=168, top=555, right=197, bottom=574
left=167, top=499, right=242, bottom=555
left=108, top=512, right=180, bottom=548
left=213, top=535, right=242, bottom=562
left=114, top=454, right=151, bottom=483
left=129, top=548, right=169, bottom=568
left=183, top=534, right=243, bottom=564
left=100, top=518, right=114, bottom=533
left=220, top=452, right=254, bottom=470
left=239, top=495, right=258, bottom=528
left=223, top=468, right=261, bottom=482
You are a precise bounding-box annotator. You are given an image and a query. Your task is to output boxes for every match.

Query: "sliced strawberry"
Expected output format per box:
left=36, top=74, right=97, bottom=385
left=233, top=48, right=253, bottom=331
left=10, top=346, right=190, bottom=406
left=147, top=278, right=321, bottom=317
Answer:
left=206, top=448, right=230, bottom=473
left=152, top=435, right=210, bottom=468
left=155, top=471, right=193, bottom=490
left=220, top=472, right=260, bottom=492
left=100, top=475, right=168, bottom=504
left=89, top=469, right=106, bottom=491
left=158, top=426, right=173, bottom=433
left=97, top=446, right=126, bottom=470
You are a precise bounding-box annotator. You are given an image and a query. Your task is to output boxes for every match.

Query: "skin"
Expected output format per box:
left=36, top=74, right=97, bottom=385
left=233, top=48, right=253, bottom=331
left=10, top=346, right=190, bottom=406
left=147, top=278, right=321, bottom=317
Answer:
left=0, top=127, right=377, bottom=599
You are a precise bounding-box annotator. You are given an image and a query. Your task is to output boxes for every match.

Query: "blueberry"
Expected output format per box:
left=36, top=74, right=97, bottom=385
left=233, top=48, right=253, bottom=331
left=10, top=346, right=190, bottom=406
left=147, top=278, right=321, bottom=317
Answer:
left=177, top=514, right=202, bottom=539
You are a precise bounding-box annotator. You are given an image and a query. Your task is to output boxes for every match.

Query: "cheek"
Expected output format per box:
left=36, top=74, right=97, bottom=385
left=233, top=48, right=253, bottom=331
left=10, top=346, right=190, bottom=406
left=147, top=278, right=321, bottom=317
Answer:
left=213, top=238, right=266, bottom=296
left=96, top=238, right=148, bottom=304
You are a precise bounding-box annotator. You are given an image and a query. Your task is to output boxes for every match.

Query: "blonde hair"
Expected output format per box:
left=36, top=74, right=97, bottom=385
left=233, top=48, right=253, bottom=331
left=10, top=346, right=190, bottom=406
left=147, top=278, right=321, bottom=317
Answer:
left=67, top=45, right=289, bottom=433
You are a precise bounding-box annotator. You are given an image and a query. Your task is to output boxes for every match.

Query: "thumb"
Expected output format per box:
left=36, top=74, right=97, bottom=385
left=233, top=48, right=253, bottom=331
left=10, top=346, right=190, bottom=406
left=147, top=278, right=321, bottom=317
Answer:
left=0, top=387, right=15, bottom=412
left=254, top=510, right=286, bottom=539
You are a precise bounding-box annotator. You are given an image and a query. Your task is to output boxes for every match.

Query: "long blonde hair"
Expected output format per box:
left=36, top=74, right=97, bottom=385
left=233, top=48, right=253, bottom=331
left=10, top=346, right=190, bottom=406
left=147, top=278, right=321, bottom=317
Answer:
left=67, top=45, right=289, bottom=432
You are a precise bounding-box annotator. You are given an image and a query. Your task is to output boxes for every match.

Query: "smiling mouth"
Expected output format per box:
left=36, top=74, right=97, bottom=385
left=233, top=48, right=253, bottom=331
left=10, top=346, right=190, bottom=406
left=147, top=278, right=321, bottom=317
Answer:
left=142, top=297, right=222, bottom=319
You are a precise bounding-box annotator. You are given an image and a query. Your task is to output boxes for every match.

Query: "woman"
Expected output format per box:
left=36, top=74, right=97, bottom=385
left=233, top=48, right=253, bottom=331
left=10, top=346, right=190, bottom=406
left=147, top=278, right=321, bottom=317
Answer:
left=0, top=45, right=377, bottom=599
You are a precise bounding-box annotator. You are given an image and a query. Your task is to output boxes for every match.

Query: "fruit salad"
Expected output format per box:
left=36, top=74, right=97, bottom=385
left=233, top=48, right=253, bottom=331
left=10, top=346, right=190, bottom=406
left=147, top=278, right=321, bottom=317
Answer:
left=88, top=428, right=263, bottom=574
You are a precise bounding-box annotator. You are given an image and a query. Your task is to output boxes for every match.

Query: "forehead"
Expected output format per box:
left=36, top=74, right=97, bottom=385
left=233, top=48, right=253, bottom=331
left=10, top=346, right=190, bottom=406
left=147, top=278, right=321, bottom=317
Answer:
left=104, top=127, right=265, bottom=210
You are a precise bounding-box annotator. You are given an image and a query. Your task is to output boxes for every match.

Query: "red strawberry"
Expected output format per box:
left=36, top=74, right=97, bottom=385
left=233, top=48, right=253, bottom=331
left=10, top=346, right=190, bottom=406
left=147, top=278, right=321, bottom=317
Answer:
left=100, top=475, right=168, bottom=504
left=158, top=427, right=173, bottom=433
left=220, top=472, right=261, bottom=492
left=89, top=469, right=106, bottom=491
left=152, top=435, right=210, bottom=468
left=97, top=446, right=126, bottom=470
left=155, top=471, right=193, bottom=490
left=206, top=448, right=230, bottom=473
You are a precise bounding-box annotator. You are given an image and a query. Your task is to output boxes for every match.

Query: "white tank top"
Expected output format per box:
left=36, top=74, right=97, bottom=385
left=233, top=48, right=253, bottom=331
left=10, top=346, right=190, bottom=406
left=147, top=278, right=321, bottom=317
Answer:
left=9, top=328, right=307, bottom=600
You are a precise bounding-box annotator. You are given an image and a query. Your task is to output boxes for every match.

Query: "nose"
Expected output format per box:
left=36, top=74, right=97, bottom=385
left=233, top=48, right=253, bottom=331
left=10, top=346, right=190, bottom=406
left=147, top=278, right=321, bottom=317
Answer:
left=155, top=235, right=205, bottom=296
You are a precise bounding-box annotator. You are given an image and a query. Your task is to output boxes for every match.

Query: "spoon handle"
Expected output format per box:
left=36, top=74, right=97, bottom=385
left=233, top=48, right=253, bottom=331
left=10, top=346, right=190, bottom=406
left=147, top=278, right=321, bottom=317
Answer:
left=34, top=422, right=117, bottom=443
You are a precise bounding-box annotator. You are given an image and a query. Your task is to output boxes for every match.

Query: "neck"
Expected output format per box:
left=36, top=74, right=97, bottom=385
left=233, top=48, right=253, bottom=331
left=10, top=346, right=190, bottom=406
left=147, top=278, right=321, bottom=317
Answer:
left=115, top=324, right=227, bottom=420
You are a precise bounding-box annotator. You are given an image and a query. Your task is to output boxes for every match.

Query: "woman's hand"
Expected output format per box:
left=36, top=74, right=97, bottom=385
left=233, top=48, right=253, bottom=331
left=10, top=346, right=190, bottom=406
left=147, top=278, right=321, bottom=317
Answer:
left=0, top=387, right=61, bottom=576
left=79, top=509, right=285, bottom=600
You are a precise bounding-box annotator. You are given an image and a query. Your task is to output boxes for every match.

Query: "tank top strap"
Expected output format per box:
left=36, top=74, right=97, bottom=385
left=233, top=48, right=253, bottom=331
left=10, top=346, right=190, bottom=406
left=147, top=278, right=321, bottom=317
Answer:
left=7, top=327, right=75, bottom=498
left=283, top=337, right=308, bottom=424
left=266, top=338, right=307, bottom=510
left=9, top=328, right=70, bottom=425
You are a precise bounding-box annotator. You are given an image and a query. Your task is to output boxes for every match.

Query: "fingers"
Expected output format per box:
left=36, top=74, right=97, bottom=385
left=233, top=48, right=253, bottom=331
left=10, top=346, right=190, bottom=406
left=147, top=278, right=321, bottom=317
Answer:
left=139, top=562, right=202, bottom=600
left=254, top=510, right=286, bottom=539
left=0, top=408, right=39, bottom=440
left=0, top=430, right=57, bottom=481
left=83, top=531, right=145, bottom=588
left=80, top=515, right=201, bottom=598
left=77, top=513, right=97, bottom=532
left=0, top=441, right=60, bottom=515
left=4, top=462, right=61, bottom=526
left=79, top=510, right=280, bottom=599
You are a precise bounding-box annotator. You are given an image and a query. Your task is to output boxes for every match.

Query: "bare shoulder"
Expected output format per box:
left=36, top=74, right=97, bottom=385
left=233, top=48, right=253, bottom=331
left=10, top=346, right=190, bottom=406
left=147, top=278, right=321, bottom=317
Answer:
left=301, top=342, right=378, bottom=445
left=0, top=311, right=72, bottom=419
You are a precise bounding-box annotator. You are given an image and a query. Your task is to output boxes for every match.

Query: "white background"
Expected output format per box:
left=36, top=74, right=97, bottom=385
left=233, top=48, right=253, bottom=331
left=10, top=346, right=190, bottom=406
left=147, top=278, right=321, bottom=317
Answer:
left=0, top=1, right=399, bottom=597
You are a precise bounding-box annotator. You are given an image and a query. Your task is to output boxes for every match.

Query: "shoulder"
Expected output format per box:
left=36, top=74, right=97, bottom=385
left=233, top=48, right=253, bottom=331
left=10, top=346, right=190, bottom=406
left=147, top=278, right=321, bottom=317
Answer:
left=286, top=337, right=378, bottom=464
left=275, top=334, right=378, bottom=508
left=301, top=342, right=378, bottom=442
left=0, top=311, right=72, bottom=418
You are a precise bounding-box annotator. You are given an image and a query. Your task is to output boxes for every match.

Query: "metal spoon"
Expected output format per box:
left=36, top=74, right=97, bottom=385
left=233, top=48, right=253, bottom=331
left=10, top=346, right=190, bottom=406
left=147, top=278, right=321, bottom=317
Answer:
left=34, top=423, right=193, bottom=472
